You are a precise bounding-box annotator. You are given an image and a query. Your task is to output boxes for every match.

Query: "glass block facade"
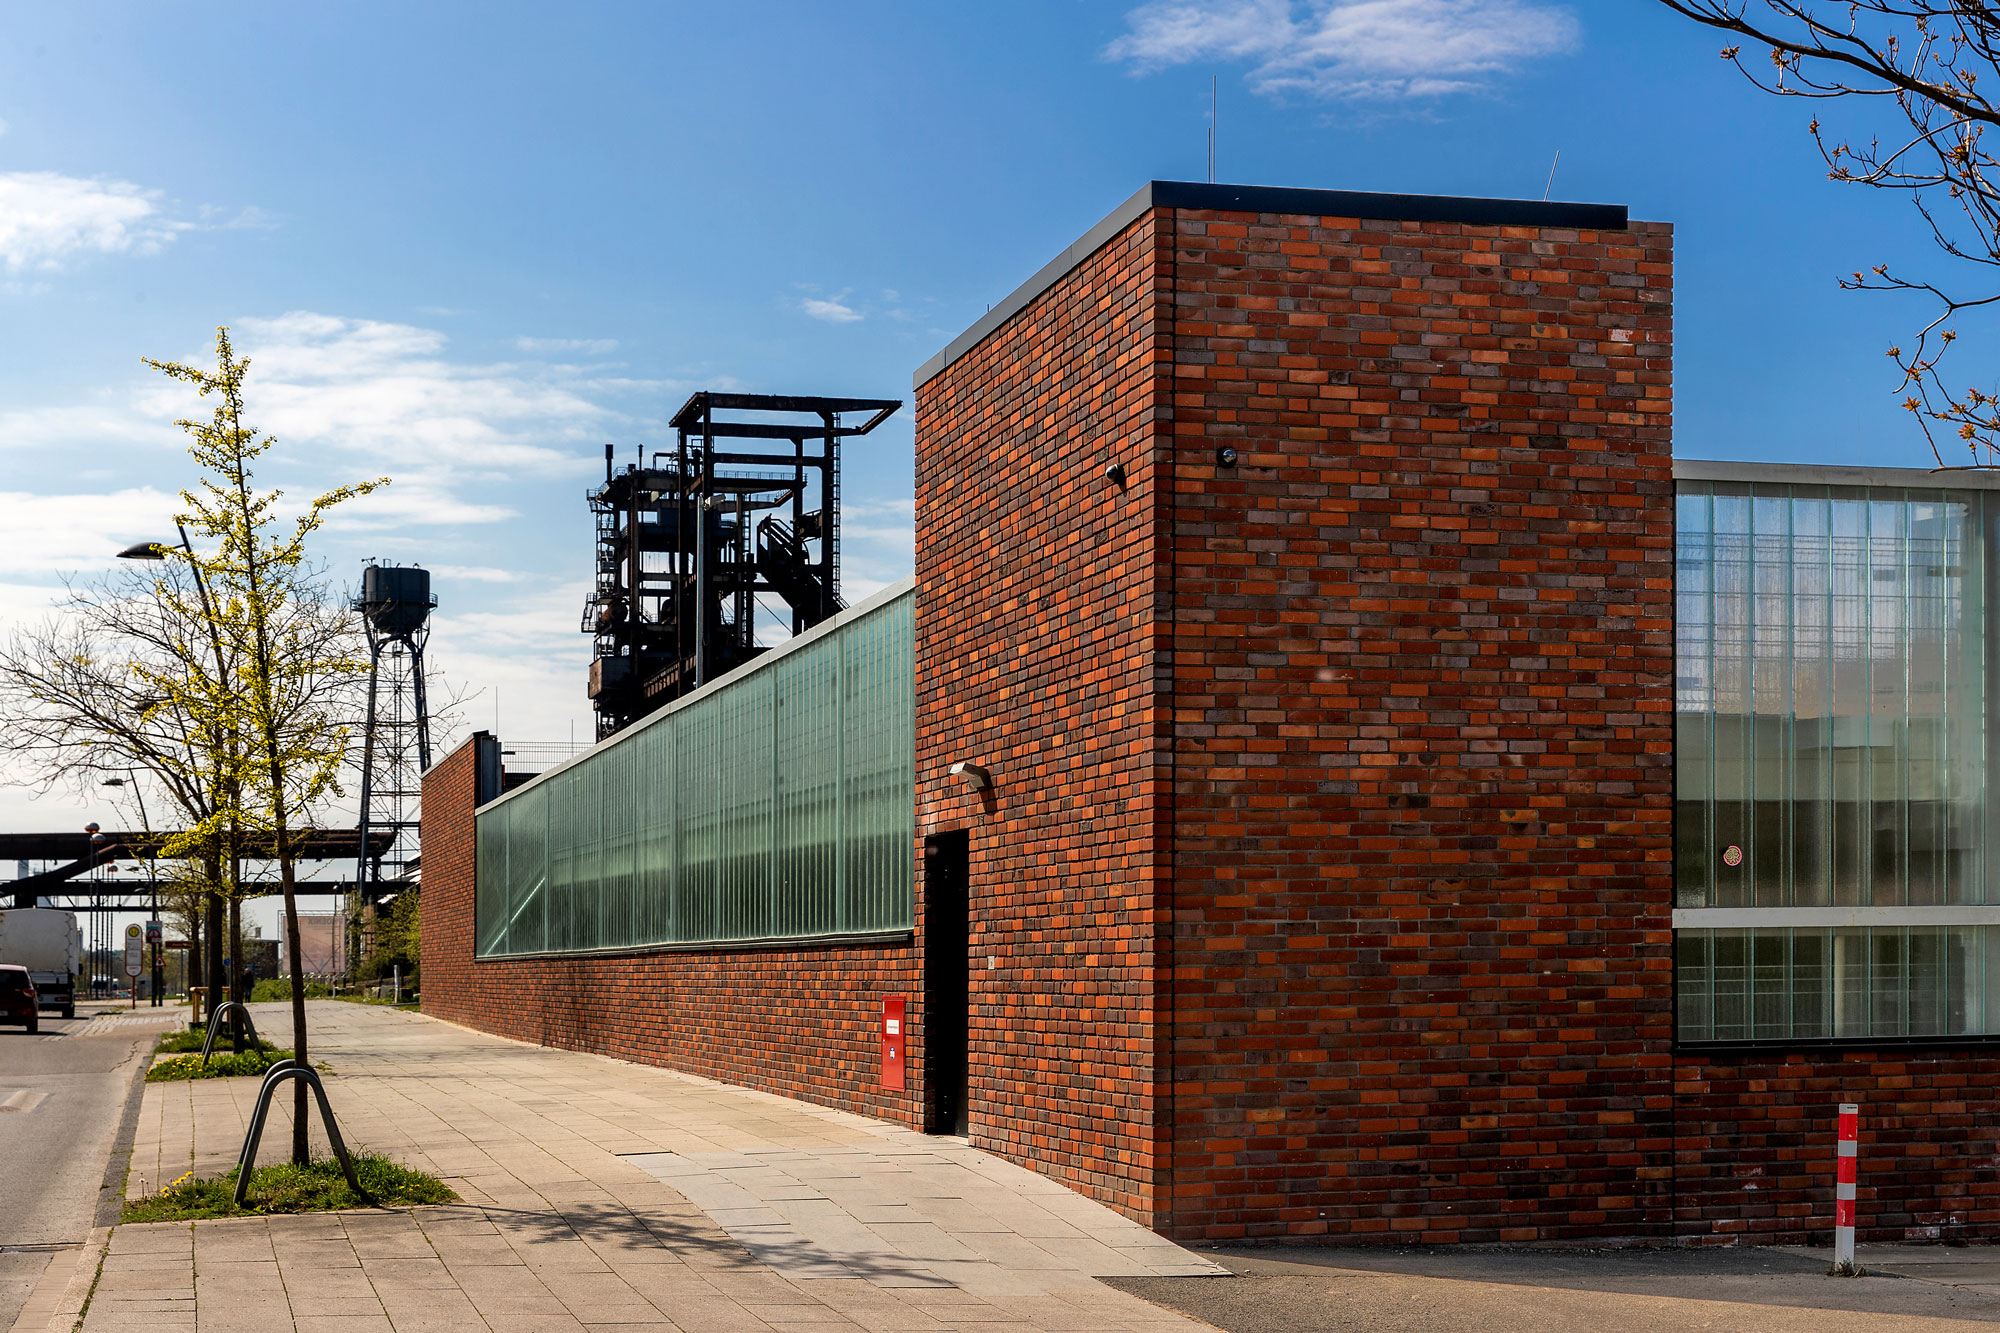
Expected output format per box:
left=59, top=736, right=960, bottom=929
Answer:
left=474, top=584, right=915, bottom=956
left=1676, top=479, right=2000, bottom=1041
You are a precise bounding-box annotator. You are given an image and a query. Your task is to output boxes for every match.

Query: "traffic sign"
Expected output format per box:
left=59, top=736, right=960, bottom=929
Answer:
left=123, top=923, right=143, bottom=977
left=145, top=919, right=162, bottom=945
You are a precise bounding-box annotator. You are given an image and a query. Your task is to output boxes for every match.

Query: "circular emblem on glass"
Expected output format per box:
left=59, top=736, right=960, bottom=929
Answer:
left=1722, top=844, right=1744, bottom=868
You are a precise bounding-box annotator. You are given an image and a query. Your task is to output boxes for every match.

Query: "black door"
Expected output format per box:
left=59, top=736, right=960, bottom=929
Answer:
left=923, top=830, right=969, bottom=1135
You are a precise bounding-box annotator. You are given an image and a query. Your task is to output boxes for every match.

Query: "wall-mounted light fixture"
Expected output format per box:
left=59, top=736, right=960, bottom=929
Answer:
left=949, top=761, right=992, bottom=791
left=1104, top=462, right=1127, bottom=488
left=1216, top=446, right=1238, bottom=467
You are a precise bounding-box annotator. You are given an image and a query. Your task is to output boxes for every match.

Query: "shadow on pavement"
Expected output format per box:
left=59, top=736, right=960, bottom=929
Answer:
left=461, top=1198, right=950, bottom=1288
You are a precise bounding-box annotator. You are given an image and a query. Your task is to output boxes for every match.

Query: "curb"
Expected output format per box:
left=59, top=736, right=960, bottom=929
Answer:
left=6, top=1226, right=109, bottom=1333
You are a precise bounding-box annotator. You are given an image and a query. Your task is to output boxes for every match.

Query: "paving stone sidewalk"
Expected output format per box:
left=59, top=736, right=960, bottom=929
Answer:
left=84, top=1001, right=1219, bottom=1332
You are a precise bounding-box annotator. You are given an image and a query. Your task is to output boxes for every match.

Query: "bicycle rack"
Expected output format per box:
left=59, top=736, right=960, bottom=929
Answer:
left=197, top=1000, right=263, bottom=1069
left=232, top=1062, right=374, bottom=1209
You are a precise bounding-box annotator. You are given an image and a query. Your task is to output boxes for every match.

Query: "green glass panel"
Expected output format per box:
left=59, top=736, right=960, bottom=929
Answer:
left=475, top=798, right=508, bottom=957
left=473, top=587, right=914, bottom=956
left=600, top=734, right=637, bottom=948
left=505, top=782, right=548, bottom=955
left=775, top=638, right=840, bottom=938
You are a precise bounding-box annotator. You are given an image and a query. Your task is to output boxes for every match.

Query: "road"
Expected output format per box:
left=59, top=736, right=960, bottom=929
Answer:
left=1110, top=1243, right=2000, bottom=1331
left=0, top=1002, right=176, bottom=1331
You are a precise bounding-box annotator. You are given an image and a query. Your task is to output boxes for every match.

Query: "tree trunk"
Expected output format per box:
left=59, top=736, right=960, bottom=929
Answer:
left=203, top=888, right=223, bottom=1029
left=228, top=894, right=245, bottom=1054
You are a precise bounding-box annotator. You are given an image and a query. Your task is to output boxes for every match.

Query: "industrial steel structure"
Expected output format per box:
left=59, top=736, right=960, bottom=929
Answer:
left=583, top=391, right=899, bottom=740
left=353, top=561, right=437, bottom=901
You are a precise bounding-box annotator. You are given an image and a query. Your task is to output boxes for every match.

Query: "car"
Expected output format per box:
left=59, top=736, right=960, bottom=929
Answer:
left=0, top=965, right=38, bottom=1034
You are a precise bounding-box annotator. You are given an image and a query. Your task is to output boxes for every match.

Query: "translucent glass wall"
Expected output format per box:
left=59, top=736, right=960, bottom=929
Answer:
left=1676, top=481, right=2000, bottom=1040
left=473, top=586, right=914, bottom=955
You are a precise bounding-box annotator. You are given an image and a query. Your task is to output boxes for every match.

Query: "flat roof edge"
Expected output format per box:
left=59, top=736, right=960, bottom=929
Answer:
left=912, top=180, right=1631, bottom=391
left=1675, top=457, right=2000, bottom=490
left=912, top=182, right=1156, bottom=392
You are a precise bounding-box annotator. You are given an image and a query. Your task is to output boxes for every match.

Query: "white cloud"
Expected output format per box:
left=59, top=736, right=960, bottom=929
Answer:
left=0, top=312, right=656, bottom=534
left=514, top=336, right=619, bottom=355
left=839, top=495, right=915, bottom=547
left=321, top=479, right=517, bottom=531
left=0, top=487, right=184, bottom=576
left=429, top=564, right=522, bottom=584
left=0, top=402, right=179, bottom=452
left=1106, top=0, right=1578, bottom=100
left=196, top=203, right=278, bottom=231
left=802, top=297, right=863, bottom=324
left=430, top=579, right=594, bottom=744
left=0, top=171, right=190, bottom=270
left=191, top=311, right=634, bottom=474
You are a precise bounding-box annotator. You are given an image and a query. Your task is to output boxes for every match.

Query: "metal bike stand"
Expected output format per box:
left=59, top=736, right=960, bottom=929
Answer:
left=197, top=1000, right=263, bottom=1069
left=231, top=1063, right=374, bottom=1209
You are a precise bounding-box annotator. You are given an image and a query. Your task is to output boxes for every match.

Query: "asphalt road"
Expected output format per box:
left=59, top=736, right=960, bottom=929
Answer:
left=0, top=1002, right=172, bottom=1330
left=1110, top=1244, right=2000, bottom=1332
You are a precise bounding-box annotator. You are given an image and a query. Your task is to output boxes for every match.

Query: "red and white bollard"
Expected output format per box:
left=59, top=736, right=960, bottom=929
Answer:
left=1832, top=1102, right=1859, bottom=1275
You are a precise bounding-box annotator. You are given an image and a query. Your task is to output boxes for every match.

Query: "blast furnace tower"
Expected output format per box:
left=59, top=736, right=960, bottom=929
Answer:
left=583, top=391, right=899, bottom=739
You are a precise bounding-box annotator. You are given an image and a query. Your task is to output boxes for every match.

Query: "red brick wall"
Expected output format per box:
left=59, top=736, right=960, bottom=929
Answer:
left=420, top=735, right=923, bottom=1125
left=1676, top=1052, right=2000, bottom=1244
left=1161, top=210, right=1678, bottom=1243
left=914, top=209, right=1177, bottom=1224
left=421, top=190, right=1989, bottom=1248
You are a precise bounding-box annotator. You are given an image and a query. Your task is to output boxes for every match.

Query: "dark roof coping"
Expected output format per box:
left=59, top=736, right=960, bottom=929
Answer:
left=913, top=180, right=1631, bottom=389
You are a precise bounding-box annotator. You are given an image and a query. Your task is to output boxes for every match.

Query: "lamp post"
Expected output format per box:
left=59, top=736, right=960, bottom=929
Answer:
left=119, top=523, right=232, bottom=1024
left=100, top=773, right=162, bottom=1006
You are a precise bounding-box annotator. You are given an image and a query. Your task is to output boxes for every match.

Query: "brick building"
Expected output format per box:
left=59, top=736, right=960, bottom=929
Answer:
left=424, top=181, right=2000, bottom=1246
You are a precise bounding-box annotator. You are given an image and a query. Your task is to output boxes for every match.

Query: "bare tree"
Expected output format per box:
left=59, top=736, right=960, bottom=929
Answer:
left=0, top=558, right=369, bottom=1042
left=1659, top=2, right=2000, bottom=465
left=0, top=562, right=242, bottom=1015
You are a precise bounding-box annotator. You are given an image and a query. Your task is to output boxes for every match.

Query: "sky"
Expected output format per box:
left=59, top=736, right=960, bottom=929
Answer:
left=0, top=0, right=1976, bottom=922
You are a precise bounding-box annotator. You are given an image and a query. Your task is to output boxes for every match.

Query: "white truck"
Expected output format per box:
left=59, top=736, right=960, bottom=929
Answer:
left=0, top=908, right=81, bottom=1018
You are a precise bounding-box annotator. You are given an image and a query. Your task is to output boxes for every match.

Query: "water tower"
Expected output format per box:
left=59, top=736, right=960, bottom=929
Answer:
left=352, top=563, right=436, bottom=911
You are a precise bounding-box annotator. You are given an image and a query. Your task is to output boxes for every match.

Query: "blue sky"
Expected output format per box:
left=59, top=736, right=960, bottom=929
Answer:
left=0, top=0, right=1967, bottom=852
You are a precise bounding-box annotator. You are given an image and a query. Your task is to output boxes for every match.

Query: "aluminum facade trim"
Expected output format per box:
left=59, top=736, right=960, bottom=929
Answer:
left=1673, top=906, right=2000, bottom=929
left=912, top=180, right=1634, bottom=391
left=1674, top=457, right=2000, bottom=491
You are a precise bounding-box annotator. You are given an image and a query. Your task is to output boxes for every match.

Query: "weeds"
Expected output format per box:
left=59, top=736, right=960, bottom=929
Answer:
left=155, top=1029, right=277, bottom=1055
left=120, top=1155, right=455, bottom=1222
left=145, top=1049, right=295, bottom=1081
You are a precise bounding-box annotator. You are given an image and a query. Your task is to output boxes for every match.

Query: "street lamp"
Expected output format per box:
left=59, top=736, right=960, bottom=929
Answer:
left=118, top=525, right=223, bottom=636
left=119, top=523, right=230, bottom=1024
left=101, top=774, right=162, bottom=1007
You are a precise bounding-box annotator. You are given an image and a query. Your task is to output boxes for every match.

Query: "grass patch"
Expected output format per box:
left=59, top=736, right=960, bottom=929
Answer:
left=155, top=1029, right=278, bottom=1055
left=250, top=978, right=332, bottom=1002
left=121, top=1155, right=455, bottom=1222
left=145, top=1049, right=295, bottom=1081
left=334, top=993, right=420, bottom=1008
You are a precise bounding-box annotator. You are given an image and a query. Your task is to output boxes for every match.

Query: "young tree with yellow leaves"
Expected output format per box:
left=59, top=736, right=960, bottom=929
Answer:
left=146, top=327, right=385, bottom=1165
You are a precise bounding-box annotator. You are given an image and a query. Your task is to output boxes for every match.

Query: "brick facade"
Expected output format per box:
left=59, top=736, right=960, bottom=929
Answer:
left=914, top=210, right=1177, bottom=1224
left=420, top=182, right=2000, bottom=1249
left=421, top=735, right=923, bottom=1125
left=1675, top=1053, right=2000, bottom=1245
left=1159, top=207, right=1677, bottom=1243
left=914, top=188, right=1680, bottom=1243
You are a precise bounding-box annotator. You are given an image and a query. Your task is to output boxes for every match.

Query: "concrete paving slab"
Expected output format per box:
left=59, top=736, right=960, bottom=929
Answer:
left=85, top=1003, right=1229, bottom=1332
